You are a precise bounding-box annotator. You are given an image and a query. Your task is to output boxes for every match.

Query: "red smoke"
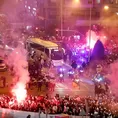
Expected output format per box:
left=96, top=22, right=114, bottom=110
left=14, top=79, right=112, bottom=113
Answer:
left=86, top=30, right=98, bottom=49
left=86, top=30, right=107, bottom=49
left=12, top=83, right=27, bottom=103
left=6, top=45, right=29, bottom=103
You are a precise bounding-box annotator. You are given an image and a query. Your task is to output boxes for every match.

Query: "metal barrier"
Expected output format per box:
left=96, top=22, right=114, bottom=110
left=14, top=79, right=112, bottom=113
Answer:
left=0, top=108, right=90, bottom=118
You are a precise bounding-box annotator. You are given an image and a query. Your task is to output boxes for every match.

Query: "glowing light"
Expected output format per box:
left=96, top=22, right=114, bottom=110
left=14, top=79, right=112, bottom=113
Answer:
left=9, top=101, right=14, bottom=106
left=81, top=50, right=85, bottom=54
left=74, top=0, right=79, bottom=3
left=36, top=27, right=38, bottom=30
left=26, top=26, right=32, bottom=30
left=28, top=6, right=31, bottom=10
left=80, top=58, right=84, bottom=62
left=5, top=45, right=8, bottom=48
left=104, top=5, right=109, bottom=10
left=80, top=69, right=84, bottom=72
left=33, top=8, right=36, bottom=11
left=73, top=52, right=77, bottom=55
left=86, top=30, right=98, bottom=49
left=95, top=77, right=103, bottom=82
left=68, top=71, right=74, bottom=74
left=60, top=74, right=64, bottom=77
left=72, top=0, right=80, bottom=7
left=5, top=45, right=14, bottom=51
left=103, top=36, right=107, bottom=39
left=74, top=35, right=80, bottom=40
left=116, top=12, right=118, bottom=15
left=7, top=47, right=29, bottom=105
left=75, top=79, right=80, bottom=82
left=60, top=68, right=65, bottom=72
left=77, top=65, right=81, bottom=68
left=12, top=83, right=27, bottom=103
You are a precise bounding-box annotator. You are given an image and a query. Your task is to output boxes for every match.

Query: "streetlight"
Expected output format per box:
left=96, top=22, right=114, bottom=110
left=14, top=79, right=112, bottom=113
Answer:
left=60, top=0, right=63, bottom=37
left=73, top=0, right=80, bottom=6
left=104, top=5, right=109, bottom=10
left=88, top=0, right=93, bottom=62
left=74, top=0, right=80, bottom=3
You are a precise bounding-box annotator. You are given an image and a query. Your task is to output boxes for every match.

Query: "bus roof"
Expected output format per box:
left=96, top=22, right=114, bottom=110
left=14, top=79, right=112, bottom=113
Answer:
left=28, top=38, right=58, bottom=48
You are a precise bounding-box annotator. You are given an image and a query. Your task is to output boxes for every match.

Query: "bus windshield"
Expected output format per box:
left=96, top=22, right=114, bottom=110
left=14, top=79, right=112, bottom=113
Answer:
left=51, top=49, right=63, bottom=60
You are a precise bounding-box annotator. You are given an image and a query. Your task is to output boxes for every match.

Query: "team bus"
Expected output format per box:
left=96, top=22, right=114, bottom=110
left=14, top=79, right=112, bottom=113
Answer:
left=26, top=38, right=64, bottom=66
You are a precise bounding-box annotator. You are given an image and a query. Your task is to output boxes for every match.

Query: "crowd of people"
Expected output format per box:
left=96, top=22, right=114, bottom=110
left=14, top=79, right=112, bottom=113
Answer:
left=28, top=74, right=55, bottom=92
left=27, top=34, right=118, bottom=80
left=0, top=94, right=118, bottom=117
left=1, top=25, right=118, bottom=118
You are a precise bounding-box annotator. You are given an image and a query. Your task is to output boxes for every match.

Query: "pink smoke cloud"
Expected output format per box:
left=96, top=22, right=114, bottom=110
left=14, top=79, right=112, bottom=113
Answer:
left=6, top=45, right=30, bottom=103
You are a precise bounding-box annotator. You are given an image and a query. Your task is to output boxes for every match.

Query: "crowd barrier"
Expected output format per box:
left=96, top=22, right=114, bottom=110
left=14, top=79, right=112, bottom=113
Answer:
left=0, top=108, right=90, bottom=118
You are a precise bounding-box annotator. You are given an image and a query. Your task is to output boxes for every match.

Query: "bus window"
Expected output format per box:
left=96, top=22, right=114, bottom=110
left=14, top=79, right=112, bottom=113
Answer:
left=51, top=49, right=63, bottom=60
left=38, top=47, right=44, bottom=52
left=45, top=48, right=49, bottom=57
left=30, top=43, right=40, bottom=49
left=30, top=43, right=44, bottom=52
left=26, top=42, right=31, bottom=51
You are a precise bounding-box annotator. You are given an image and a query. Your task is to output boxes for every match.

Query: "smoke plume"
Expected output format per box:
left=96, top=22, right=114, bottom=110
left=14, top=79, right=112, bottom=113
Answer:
left=5, top=44, right=30, bottom=102
left=0, top=0, right=31, bottom=102
left=100, top=12, right=118, bottom=39
left=108, top=61, right=118, bottom=95
left=86, top=30, right=98, bottom=49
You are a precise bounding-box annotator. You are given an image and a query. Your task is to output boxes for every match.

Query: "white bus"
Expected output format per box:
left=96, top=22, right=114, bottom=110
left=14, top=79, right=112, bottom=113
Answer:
left=26, top=38, right=64, bottom=66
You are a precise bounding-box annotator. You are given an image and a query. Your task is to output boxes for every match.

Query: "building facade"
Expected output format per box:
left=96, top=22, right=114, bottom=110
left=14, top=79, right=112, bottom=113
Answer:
left=4, top=0, right=117, bottom=32
left=40, top=0, right=118, bottom=31
left=94, top=0, right=118, bottom=26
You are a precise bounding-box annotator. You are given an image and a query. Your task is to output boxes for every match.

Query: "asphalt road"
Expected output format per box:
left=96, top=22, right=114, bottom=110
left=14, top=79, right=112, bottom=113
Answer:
left=0, top=65, right=95, bottom=96
left=0, top=69, right=94, bottom=118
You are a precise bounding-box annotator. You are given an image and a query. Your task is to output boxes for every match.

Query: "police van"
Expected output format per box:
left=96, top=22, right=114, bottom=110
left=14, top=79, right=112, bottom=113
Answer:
left=26, top=38, right=64, bottom=66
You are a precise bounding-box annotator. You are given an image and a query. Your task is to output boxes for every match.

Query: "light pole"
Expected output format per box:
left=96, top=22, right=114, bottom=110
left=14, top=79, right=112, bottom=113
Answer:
left=88, top=0, right=93, bottom=62
left=60, top=0, right=63, bottom=37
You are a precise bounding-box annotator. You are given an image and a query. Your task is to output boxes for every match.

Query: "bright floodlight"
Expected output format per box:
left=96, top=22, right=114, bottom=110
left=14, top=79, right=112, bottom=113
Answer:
left=75, top=0, right=79, bottom=2
left=104, top=5, right=109, bottom=10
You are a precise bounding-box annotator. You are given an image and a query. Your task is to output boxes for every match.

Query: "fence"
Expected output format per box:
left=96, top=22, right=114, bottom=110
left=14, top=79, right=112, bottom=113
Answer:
left=0, top=108, right=90, bottom=118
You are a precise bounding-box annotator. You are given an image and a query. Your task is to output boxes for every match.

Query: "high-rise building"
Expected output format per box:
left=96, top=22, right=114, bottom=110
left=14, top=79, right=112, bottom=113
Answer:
left=20, top=0, right=45, bottom=27
left=17, top=0, right=39, bottom=22
left=6, top=0, right=117, bottom=32
left=40, top=0, right=118, bottom=31
left=94, top=0, right=118, bottom=26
